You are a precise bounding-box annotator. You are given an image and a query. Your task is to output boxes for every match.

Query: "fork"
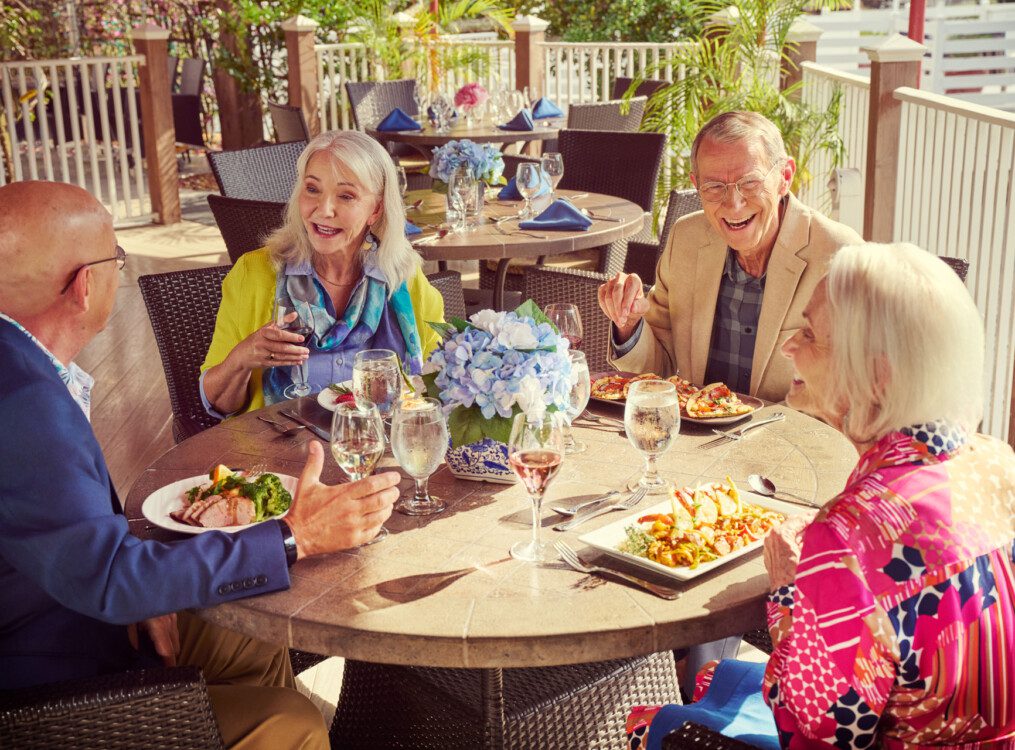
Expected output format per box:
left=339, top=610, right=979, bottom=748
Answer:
left=256, top=415, right=306, bottom=437
left=553, top=541, right=682, bottom=600
left=553, top=487, right=647, bottom=531
left=550, top=490, right=620, bottom=516
left=697, top=412, right=785, bottom=450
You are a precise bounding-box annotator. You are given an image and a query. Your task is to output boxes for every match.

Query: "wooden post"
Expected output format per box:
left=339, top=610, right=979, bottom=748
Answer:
left=213, top=0, right=264, bottom=149
left=282, top=15, right=320, bottom=137
left=132, top=23, right=180, bottom=225
left=860, top=35, right=926, bottom=242
left=782, top=19, right=823, bottom=95
left=513, top=15, right=549, bottom=99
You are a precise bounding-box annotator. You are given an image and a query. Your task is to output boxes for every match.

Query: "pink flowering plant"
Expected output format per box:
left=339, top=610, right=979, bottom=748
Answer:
left=454, top=82, right=489, bottom=112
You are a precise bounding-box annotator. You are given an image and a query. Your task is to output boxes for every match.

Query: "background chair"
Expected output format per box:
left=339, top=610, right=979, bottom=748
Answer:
left=172, top=57, right=206, bottom=149
left=938, top=255, right=970, bottom=282
left=612, top=76, right=670, bottom=101
left=0, top=666, right=223, bottom=749
left=566, top=96, right=647, bottom=132
left=207, top=140, right=307, bottom=202
left=138, top=266, right=230, bottom=443
left=624, top=188, right=701, bottom=286
left=267, top=100, right=310, bottom=143
left=177, top=57, right=204, bottom=97
left=206, top=195, right=287, bottom=263
left=425, top=270, right=467, bottom=321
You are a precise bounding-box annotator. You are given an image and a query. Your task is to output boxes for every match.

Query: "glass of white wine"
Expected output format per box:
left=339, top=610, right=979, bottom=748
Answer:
left=508, top=412, right=565, bottom=564
left=563, top=350, right=591, bottom=455
left=540, top=152, right=564, bottom=201
left=331, top=401, right=388, bottom=543
left=624, top=379, right=679, bottom=495
left=391, top=397, right=448, bottom=516
left=352, top=349, right=401, bottom=419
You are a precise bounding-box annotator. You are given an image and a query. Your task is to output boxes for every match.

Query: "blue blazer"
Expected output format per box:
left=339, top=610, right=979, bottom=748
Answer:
left=0, top=320, right=291, bottom=689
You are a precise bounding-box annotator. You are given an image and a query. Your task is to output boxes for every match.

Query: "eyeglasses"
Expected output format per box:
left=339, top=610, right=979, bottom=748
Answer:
left=61, top=245, right=127, bottom=294
left=696, top=161, right=783, bottom=204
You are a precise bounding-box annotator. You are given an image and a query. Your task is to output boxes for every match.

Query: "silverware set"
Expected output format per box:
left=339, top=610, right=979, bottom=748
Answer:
left=554, top=541, right=682, bottom=600
left=553, top=487, right=647, bottom=532
left=697, top=411, right=785, bottom=450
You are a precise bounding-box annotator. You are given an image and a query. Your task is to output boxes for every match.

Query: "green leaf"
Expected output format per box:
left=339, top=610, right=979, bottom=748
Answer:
left=482, top=414, right=514, bottom=444
left=449, top=316, right=471, bottom=333
left=421, top=371, right=440, bottom=400
left=447, top=406, right=487, bottom=448
left=428, top=321, right=457, bottom=340
left=513, top=299, right=551, bottom=327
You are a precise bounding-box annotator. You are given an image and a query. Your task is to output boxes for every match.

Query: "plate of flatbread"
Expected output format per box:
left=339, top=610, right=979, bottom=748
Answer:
left=589, top=373, right=762, bottom=425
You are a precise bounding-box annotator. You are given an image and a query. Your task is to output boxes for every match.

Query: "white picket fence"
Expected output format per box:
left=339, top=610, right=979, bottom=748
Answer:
left=0, top=56, right=151, bottom=225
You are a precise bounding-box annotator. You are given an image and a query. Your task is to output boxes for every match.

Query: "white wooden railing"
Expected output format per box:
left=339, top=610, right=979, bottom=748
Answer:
left=893, top=86, right=1015, bottom=441
left=0, top=56, right=151, bottom=225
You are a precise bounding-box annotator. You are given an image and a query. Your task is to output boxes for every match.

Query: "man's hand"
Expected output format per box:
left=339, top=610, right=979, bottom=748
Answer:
left=597, top=272, right=650, bottom=343
left=128, top=613, right=180, bottom=667
left=285, top=441, right=400, bottom=557
left=763, top=514, right=813, bottom=590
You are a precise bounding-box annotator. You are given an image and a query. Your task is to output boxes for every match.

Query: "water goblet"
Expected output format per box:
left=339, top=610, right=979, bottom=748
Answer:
left=624, top=379, right=680, bottom=495
left=563, top=350, right=591, bottom=455
left=540, top=152, right=564, bottom=201
left=352, top=349, right=401, bottom=419
left=516, top=162, right=542, bottom=219
left=330, top=401, right=388, bottom=543
left=545, top=302, right=583, bottom=351
left=391, top=397, right=448, bottom=516
left=448, top=167, right=477, bottom=232
left=508, top=412, right=565, bottom=564
left=273, top=298, right=314, bottom=398
left=395, top=164, right=408, bottom=200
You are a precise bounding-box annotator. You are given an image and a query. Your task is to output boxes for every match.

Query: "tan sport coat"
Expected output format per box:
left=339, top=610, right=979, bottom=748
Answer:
left=611, top=195, right=862, bottom=402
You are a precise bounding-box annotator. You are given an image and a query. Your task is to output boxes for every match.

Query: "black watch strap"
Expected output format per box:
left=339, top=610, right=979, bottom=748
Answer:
left=278, top=519, right=298, bottom=567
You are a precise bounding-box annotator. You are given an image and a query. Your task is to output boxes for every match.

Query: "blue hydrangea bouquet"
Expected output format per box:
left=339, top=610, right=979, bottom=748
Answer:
left=428, top=138, right=506, bottom=189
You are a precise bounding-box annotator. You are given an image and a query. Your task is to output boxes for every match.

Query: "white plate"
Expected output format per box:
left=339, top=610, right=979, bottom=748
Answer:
left=578, top=490, right=803, bottom=582
left=317, top=380, right=353, bottom=412
left=141, top=473, right=298, bottom=535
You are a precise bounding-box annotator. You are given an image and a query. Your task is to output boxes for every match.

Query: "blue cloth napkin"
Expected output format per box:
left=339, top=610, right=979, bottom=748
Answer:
left=645, top=660, right=779, bottom=750
left=498, top=172, right=551, bottom=200
left=404, top=219, right=422, bottom=236
left=531, top=97, right=563, bottom=119
left=519, top=199, right=592, bottom=231
left=498, top=109, right=534, bottom=131
left=377, top=107, right=421, bottom=132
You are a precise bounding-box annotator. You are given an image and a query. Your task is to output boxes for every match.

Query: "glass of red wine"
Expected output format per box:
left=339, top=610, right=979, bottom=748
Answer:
left=508, top=411, right=566, bottom=564
left=274, top=299, right=314, bottom=399
left=545, top=303, right=583, bottom=352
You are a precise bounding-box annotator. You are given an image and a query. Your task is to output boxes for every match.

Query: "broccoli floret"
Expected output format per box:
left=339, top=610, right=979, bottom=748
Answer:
left=240, top=474, right=292, bottom=521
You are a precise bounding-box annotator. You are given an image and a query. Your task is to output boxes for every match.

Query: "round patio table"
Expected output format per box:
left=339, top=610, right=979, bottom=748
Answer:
left=367, top=117, right=563, bottom=161
left=125, top=399, right=855, bottom=747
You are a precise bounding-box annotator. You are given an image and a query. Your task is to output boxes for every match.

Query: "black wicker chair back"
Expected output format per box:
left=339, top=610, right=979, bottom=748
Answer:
left=426, top=270, right=467, bottom=321
left=267, top=100, right=310, bottom=143
left=207, top=141, right=307, bottom=202
left=557, top=130, right=666, bottom=212
left=345, top=79, right=418, bottom=129
left=938, top=255, right=969, bottom=282
left=566, top=96, right=647, bottom=132
left=612, top=76, right=670, bottom=101
left=178, top=57, right=204, bottom=97
left=138, top=266, right=231, bottom=443
left=0, top=666, right=223, bottom=749
left=624, top=188, right=701, bottom=286
left=207, top=195, right=287, bottom=263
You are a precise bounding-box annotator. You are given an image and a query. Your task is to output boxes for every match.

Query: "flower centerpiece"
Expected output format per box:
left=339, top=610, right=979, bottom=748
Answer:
left=428, top=138, right=505, bottom=190
left=422, top=301, right=573, bottom=482
left=454, top=82, right=489, bottom=124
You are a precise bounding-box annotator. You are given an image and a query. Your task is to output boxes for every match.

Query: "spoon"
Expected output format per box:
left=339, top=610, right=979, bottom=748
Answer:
left=747, top=474, right=820, bottom=508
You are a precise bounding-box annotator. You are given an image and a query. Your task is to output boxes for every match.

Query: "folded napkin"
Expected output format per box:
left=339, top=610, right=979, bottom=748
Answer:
left=519, top=199, right=593, bottom=231
left=498, top=172, right=551, bottom=200
left=497, top=109, right=534, bottom=132
left=377, top=107, right=421, bottom=132
left=404, top=219, right=422, bottom=236
left=531, top=97, right=563, bottom=119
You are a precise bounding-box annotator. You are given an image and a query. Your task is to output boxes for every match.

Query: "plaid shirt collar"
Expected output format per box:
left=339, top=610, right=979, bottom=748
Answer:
left=723, top=247, right=767, bottom=284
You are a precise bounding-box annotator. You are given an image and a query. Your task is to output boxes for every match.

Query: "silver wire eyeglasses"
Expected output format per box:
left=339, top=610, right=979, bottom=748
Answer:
left=61, top=245, right=127, bottom=294
left=696, top=161, right=782, bottom=204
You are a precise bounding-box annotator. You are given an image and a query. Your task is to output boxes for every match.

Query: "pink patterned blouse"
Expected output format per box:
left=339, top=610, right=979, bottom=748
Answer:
left=765, top=427, right=1015, bottom=748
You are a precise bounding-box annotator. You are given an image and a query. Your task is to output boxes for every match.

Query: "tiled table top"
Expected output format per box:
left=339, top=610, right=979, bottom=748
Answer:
left=125, top=399, right=856, bottom=669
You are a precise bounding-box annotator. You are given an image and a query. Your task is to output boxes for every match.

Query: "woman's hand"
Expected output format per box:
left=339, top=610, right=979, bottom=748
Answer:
left=763, top=514, right=812, bottom=590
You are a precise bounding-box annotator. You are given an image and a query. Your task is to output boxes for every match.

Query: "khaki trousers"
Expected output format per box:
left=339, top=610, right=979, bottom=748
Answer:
left=177, top=611, right=329, bottom=750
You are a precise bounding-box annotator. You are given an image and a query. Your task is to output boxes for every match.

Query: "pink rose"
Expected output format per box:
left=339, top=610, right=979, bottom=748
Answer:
left=454, top=83, right=489, bottom=110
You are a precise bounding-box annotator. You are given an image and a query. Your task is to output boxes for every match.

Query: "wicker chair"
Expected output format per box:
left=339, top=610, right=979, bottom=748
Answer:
left=662, top=722, right=762, bottom=750
left=522, top=266, right=611, bottom=373
left=345, top=79, right=430, bottom=186
left=207, top=141, right=307, bottom=203
left=566, top=96, right=647, bottom=132
left=138, top=266, right=230, bottom=443
left=207, top=195, right=286, bottom=263
left=0, top=666, right=223, bottom=749
left=938, top=255, right=970, bottom=282
left=624, top=188, right=701, bottom=286
left=267, top=100, right=310, bottom=143
left=177, top=57, right=204, bottom=97
left=426, top=270, right=467, bottom=321
left=330, top=651, right=678, bottom=750
left=611, top=76, right=670, bottom=101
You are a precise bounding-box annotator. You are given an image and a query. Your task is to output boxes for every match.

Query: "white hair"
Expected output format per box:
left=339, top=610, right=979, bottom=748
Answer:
left=690, top=111, right=788, bottom=176
left=266, top=130, right=419, bottom=293
left=825, top=242, right=984, bottom=444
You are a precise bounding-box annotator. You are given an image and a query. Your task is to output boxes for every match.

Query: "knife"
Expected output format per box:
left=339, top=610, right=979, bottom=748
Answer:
left=280, top=409, right=331, bottom=441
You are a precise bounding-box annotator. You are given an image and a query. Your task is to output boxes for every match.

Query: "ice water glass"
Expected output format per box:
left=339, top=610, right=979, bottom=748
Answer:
left=331, top=401, right=388, bottom=543
left=545, top=303, right=583, bottom=351
left=624, top=380, right=679, bottom=495
left=563, top=351, right=591, bottom=455
left=508, top=412, right=565, bottom=564
left=273, top=299, right=313, bottom=398
left=448, top=167, right=477, bottom=232
left=540, top=152, right=564, bottom=201
left=516, top=162, right=542, bottom=219
left=395, top=165, right=408, bottom=200
left=352, top=349, right=401, bottom=419
left=391, top=397, right=448, bottom=516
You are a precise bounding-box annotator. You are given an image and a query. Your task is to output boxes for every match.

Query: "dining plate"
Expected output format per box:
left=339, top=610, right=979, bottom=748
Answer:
left=577, top=491, right=803, bottom=582
left=317, top=380, right=354, bottom=412
left=141, top=473, right=298, bottom=535
left=589, top=372, right=762, bottom=425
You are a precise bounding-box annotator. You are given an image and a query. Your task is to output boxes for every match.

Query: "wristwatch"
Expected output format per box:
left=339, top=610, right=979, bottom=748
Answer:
left=278, top=519, right=298, bottom=567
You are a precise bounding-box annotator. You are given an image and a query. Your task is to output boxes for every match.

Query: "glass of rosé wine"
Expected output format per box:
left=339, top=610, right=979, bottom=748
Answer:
left=508, top=412, right=566, bottom=564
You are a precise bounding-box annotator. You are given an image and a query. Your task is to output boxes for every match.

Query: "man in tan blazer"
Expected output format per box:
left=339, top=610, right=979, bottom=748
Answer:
left=599, top=112, right=862, bottom=402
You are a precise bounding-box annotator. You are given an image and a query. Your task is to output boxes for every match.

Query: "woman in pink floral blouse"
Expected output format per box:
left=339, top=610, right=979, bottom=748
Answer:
left=629, top=243, right=1015, bottom=749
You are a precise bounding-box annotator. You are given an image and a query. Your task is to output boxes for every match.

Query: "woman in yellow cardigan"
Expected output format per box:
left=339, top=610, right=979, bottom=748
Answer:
left=201, top=130, right=443, bottom=416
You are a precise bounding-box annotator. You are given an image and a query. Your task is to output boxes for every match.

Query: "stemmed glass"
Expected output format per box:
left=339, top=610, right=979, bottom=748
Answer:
left=448, top=167, right=477, bottom=232
left=516, top=162, right=542, bottom=219
left=352, top=349, right=401, bottom=420
left=331, top=401, right=389, bottom=543
left=624, top=380, right=680, bottom=495
left=273, top=299, right=314, bottom=398
left=391, top=397, right=448, bottom=516
left=508, top=412, right=565, bottom=563
left=540, top=152, right=564, bottom=201
left=545, top=303, right=583, bottom=350
left=395, top=165, right=408, bottom=201
left=563, top=350, right=591, bottom=455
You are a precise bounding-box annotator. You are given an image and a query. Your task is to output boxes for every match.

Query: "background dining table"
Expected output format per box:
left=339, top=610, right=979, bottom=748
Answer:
left=367, top=117, right=564, bottom=161
left=125, top=396, right=857, bottom=748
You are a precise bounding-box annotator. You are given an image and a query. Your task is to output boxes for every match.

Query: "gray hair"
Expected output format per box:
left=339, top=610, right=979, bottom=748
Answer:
left=825, top=242, right=983, bottom=444
left=690, top=111, right=788, bottom=175
left=266, top=130, right=419, bottom=293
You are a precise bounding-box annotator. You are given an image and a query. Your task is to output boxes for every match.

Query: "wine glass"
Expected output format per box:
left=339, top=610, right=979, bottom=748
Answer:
left=273, top=299, right=314, bottom=398
left=563, top=350, right=591, bottom=455
left=540, top=152, right=564, bottom=201
left=508, top=412, right=565, bottom=564
left=624, top=380, right=680, bottom=495
left=448, top=167, right=476, bottom=232
left=330, top=401, right=388, bottom=543
left=352, top=349, right=401, bottom=419
left=545, top=303, right=583, bottom=351
left=391, top=397, right=448, bottom=516
left=395, top=164, right=408, bottom=201
left=516, top=162, right=542, bottom=219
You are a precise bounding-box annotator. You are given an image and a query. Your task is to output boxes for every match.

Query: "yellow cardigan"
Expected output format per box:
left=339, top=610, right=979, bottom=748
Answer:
left=201, top=249, right=444, bottom=414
